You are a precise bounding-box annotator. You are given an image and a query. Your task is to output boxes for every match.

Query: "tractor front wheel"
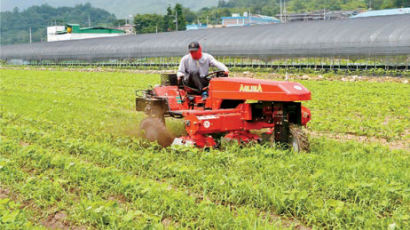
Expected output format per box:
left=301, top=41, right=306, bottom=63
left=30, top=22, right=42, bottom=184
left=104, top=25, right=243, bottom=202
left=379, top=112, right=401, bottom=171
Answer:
left=140, top=117, right=174, bottom=147
left=289, top=124, right=310, bottom=152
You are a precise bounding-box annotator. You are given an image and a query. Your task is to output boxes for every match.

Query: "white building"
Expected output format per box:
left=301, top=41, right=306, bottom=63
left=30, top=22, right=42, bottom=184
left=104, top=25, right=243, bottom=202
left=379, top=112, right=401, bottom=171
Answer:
left=47, top=24, right=126, bottom=42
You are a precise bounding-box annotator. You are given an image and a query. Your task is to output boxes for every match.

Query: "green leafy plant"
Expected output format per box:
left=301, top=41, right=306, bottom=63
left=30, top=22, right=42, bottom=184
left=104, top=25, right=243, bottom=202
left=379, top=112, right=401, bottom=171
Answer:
left=0, top=68, right=408, bottom=229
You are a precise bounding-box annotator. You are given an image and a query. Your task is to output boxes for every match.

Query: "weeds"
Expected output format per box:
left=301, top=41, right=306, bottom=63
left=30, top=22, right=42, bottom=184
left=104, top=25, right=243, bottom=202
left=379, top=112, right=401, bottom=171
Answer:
left=0, top=68, right=408, bottom=229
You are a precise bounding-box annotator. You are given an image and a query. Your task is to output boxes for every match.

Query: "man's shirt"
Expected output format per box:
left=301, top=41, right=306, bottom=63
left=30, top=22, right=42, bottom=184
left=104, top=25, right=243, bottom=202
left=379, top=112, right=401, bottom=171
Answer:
left=177, top=53, right=228, bottom=80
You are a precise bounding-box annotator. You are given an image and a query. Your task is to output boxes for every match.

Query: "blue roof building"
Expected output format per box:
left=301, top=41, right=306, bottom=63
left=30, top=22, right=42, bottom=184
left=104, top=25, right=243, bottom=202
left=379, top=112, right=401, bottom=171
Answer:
left=186, top=24, right=208, bottom=31
left=351, top=8, right=410, bottom=18
left=222, top=14, right=280, bottom=27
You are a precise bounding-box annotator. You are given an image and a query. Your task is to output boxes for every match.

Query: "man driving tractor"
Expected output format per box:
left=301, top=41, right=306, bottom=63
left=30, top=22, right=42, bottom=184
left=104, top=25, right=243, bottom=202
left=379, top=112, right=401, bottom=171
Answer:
left=177, top=41, right=229, bottom=99
left=137, top=41, right=311, bottom=151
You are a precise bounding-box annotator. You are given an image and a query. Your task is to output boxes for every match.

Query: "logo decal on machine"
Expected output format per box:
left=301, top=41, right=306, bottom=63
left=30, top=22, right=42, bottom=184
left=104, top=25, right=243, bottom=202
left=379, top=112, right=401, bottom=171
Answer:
left=203, top=121, right=211, bottom=128
left=239, top=84, right=263, bottom=93
left=197, top=115, right=218, bottom=120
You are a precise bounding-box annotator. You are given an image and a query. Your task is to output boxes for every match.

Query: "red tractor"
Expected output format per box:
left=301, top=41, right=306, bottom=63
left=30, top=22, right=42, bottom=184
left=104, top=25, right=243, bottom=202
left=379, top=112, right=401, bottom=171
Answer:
left=136, top=71, right=311, bottom=152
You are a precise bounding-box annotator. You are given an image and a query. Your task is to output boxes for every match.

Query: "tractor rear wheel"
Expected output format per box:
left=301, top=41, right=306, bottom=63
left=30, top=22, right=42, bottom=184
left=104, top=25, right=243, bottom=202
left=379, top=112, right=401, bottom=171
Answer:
left=289, top=124, right=310, bottom=152
left=140, top=117, right=174, bottom=147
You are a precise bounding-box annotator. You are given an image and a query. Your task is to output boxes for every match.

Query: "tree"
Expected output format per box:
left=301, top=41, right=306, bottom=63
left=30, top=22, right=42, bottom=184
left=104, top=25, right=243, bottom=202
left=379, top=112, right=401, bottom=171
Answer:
left=115, top=19, right=126, bottom=27
left=390, top=0, right=409, bottom=8
left=134, top=14, right=164, bottom=33
left=184, top=8, right=196, bottom=24
left=132, top=3, right=190, bottom=33
left=289, top=0, right=306, bottom=12
left=163, top=6, right=174, bottom=31
left=174, top=3, right=186, bottom=30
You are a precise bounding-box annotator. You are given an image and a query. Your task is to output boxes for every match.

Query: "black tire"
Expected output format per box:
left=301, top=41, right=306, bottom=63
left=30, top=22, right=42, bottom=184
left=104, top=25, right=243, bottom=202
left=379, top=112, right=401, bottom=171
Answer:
left=289, top=124, right=310, bottom=152
left=140, top=117, right=174, bottom=147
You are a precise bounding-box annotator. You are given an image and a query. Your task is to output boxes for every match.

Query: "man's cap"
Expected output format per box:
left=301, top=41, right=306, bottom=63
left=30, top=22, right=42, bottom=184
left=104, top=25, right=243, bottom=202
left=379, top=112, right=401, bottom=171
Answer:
left=188, top=41, right=200, bottom=51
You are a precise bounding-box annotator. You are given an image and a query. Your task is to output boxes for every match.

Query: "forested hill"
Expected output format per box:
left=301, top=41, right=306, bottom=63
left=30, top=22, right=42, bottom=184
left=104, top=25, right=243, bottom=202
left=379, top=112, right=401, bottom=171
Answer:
left=0, top=0, right=219, bottom=18
left=0, top=4, right=117, bottom=45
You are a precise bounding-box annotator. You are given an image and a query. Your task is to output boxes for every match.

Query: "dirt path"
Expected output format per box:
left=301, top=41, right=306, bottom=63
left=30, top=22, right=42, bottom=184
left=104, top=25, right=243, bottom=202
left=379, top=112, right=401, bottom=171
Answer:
left=309, top=131, right=409, bottom=151
left=0, top=187, right=10, bottom=199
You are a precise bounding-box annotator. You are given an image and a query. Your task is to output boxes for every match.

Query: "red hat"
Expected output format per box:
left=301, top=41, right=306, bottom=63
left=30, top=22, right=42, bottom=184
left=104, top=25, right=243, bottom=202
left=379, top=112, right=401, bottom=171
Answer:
left=189, top=42, right=202, bottom=60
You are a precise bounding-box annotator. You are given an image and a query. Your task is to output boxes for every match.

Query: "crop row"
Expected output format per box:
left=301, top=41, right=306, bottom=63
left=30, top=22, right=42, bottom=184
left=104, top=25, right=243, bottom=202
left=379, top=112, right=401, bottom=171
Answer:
left=302, top=80, right=409, bottom=140
left=2, top=112, right=409, bottom=229
left=1, top=68, right=409, bottom=228
left=0, top=197, right=39, bottom=229
left=2, top=69, right=408, bottom=141
left=1, top=135, right=283, bottom=229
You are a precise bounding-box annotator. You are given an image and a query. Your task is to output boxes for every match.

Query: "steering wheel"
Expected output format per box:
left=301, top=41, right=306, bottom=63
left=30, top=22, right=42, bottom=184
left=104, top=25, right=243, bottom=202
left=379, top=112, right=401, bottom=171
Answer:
left=205, top=71, right=228, bottom=81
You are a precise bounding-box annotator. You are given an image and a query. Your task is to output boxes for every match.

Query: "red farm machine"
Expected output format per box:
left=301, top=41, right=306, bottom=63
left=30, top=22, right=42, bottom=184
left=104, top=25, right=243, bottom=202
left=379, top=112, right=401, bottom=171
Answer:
left=136, top=72, right=311, bottom=152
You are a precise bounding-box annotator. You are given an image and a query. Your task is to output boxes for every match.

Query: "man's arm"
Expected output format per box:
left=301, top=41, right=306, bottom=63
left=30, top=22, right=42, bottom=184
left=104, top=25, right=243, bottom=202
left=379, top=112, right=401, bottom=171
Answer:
left=177, top=56, right=188, bottom=80
left=209, top=55, right=229, bottom=72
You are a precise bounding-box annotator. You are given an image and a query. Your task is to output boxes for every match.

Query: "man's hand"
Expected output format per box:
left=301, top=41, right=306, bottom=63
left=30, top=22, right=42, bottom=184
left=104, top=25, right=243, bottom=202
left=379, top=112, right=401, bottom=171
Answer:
left=177, top=76, right=182, bottom=85
left=177, top=72, right=184, bottom=83
left=224, top=70, right=229, bottom=77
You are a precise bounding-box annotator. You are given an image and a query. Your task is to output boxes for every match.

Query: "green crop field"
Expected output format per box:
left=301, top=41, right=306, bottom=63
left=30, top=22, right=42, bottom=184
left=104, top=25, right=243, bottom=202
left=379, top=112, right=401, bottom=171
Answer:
left=0, top=68, right=409, bottom=229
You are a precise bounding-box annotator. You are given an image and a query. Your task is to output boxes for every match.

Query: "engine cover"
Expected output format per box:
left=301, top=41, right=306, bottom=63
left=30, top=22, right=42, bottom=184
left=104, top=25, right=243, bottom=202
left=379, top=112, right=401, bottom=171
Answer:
left=208, top=77, right=311, bottom=102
